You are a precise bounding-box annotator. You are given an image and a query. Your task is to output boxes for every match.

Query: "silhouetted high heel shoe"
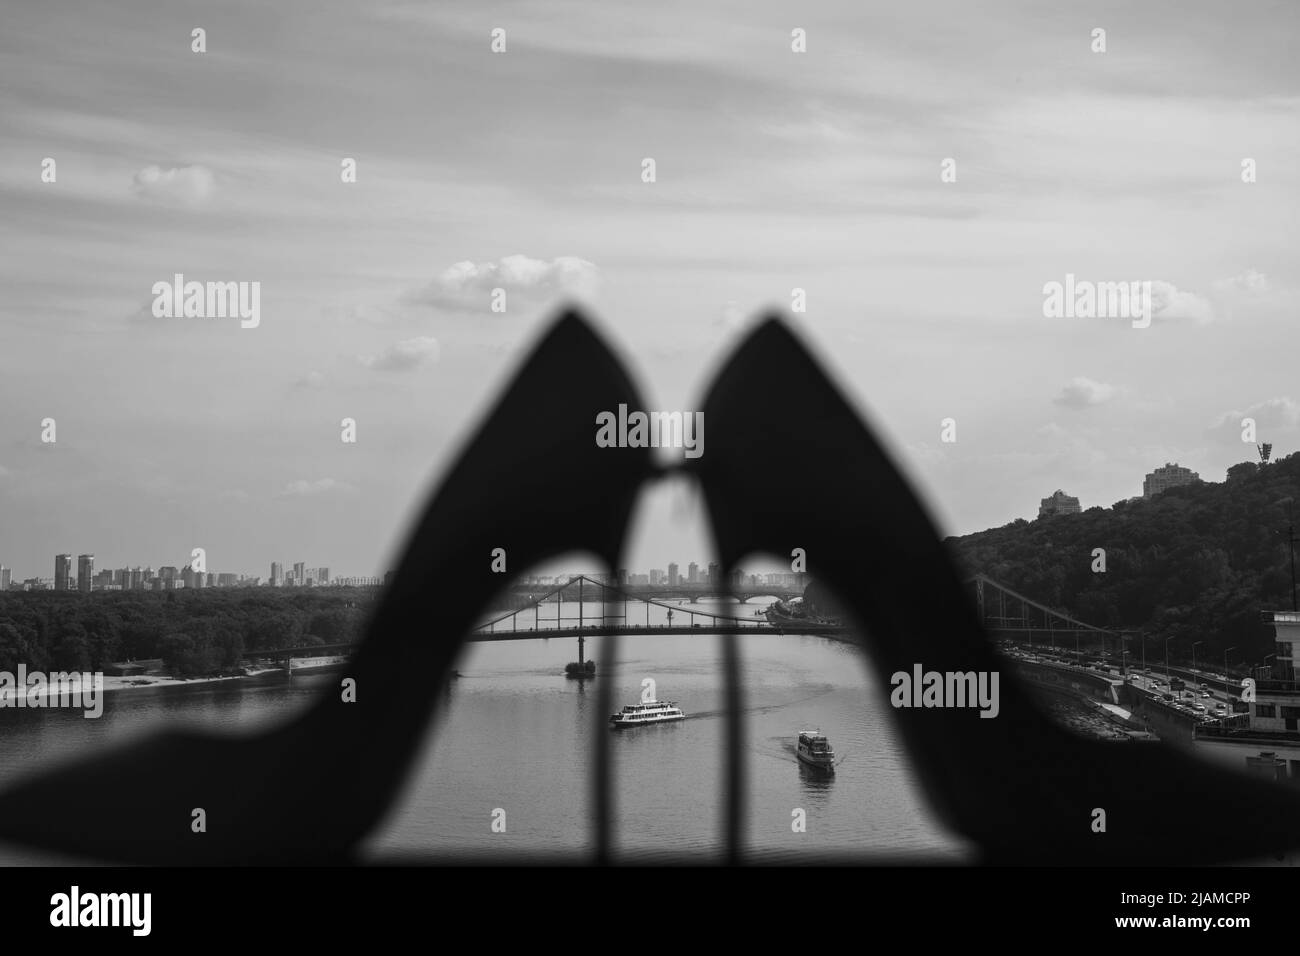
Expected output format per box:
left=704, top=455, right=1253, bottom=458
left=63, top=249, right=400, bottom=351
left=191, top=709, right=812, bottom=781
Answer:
left=0, top=309, right=655, bottom=864
left=689, top=315, right=1300, bottom=865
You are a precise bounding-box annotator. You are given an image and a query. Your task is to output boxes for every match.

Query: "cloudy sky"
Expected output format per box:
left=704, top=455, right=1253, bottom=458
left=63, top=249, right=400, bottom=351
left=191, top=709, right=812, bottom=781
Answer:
left=0, top=0, right=1297, bottom=581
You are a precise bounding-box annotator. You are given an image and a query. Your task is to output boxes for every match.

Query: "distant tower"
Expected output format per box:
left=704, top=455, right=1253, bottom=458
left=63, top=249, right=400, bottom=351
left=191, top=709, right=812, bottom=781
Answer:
left=77, top=554, right=94, bottom=593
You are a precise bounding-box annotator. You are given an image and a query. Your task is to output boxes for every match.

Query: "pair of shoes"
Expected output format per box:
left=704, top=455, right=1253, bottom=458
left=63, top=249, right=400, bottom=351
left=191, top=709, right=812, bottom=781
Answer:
left=1, top=310, right=1296, bottom=865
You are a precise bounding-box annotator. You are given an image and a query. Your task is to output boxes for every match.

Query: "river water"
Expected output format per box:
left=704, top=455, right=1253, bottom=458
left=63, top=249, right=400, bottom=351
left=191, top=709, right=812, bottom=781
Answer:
left=0, top=598, right=979, bottom=864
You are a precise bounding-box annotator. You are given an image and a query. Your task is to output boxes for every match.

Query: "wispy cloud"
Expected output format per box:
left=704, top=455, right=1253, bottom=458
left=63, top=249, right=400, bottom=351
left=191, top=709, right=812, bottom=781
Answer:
left=408, top=255, right=599, bottom=312
left=1213, top=269, right=1269, bottom=296
left=277, top=478, right=353, bottom=497
left=357, top=337, right=440, bottom=371
left=1054, top=377, right=1118, bottom=409
left=131, top=164, right=215, bottom=207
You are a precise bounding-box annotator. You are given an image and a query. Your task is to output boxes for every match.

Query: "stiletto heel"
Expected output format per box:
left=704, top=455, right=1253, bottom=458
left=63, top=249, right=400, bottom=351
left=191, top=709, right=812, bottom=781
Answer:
left=689, top=315, right=1300, bottom=865
left=0, top=309, right=655, bottom=864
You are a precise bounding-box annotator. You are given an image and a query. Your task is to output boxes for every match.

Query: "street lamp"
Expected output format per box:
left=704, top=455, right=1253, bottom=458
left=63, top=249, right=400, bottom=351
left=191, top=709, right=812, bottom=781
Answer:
left=1164, top=637, right=1174, bottom=681
left=1192, top=640, right=1205, bottom=673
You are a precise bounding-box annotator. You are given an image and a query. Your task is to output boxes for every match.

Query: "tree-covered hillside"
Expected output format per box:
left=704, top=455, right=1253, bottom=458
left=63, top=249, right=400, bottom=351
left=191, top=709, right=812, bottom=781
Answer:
left=946, top=453, right=1300, bottom=667
left=0, top=588, right=372, bottom=677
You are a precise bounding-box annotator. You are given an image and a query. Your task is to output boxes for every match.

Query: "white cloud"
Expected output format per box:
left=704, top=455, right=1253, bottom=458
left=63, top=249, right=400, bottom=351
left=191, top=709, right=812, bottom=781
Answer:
left=1213, top=269, right=1269, bottom=296
left=131, top=164, right=215, bottom=206
left=1149, top=280, right=1215, bottom=324
left=1054, top=376, right=1118, bottom=409
left=277, top=478, right=353, bottom=497
left=357, top=336, right=440, bottom=371
left=1208, top=396, right=1300, bottom=442
left=411, top=255, right=599, bottom=311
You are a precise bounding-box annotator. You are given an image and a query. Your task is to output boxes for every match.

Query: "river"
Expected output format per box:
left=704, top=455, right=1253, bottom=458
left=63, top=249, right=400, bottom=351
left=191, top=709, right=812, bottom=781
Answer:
left=0, top=597, right=987, bottom=864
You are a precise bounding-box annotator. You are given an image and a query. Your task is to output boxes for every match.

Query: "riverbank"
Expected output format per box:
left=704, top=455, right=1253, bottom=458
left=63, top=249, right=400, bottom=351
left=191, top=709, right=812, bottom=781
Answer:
left=93, top=657, right=347, bottom=697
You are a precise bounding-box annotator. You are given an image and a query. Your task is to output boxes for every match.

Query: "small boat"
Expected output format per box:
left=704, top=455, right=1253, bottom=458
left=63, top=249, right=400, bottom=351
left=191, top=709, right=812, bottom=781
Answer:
left=609, top=699, right=686, bottom=728
left=796, top=730, right=836, bottom=773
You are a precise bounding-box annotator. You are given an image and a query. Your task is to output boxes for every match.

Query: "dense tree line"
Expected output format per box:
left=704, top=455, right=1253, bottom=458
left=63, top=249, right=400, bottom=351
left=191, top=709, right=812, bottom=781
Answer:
left=945, top=453, right=1300, bottom=668
left=0, top=588, right=372, bottom=678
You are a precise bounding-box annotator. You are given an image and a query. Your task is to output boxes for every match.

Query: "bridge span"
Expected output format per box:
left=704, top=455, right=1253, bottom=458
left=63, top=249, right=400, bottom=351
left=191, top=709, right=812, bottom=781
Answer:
left=241, top=573, right=1124, bottom=661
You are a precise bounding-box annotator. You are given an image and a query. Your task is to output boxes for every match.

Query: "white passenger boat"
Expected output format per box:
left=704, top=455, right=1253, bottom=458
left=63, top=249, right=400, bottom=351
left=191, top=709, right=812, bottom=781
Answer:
left=796, top=730, right=836, bottom=773
left=609, top=699, right=686, bottom=728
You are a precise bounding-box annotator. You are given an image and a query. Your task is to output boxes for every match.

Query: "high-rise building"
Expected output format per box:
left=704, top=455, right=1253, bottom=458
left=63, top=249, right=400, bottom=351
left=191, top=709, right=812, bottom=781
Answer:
left=1143, top=462, right=1200, bottom=498
left=54, top=554, right=72, bottom=591
left=93, top=569, right=112, bottom=589
left=130, top=567, right=144, bottom=590
left=271, top=562, right=284, bottom=587
left=687, top=562, right=699, bottom=584
left=77, top=554, right=94, bottom=592
left=159, top=566, right=178, bottom=589
left=293, top=562, right=306, bottom=586
left=707, top=562, right=720, bottom=586
left=1038, top=490, right=1081, bottom=518
left=218, top=573, right=237, bottom=587
left=668, top=563, right=679, bottom=586
left=317, top=567, right=330, bottom=586
left=649, top=569, right=663, bottom=585
left=0, top=566, right=9, bottom=591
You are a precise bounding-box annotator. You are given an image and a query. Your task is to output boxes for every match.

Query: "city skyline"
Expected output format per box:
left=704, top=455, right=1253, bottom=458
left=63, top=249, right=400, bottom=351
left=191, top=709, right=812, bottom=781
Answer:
left=0, top=447, right=1273, bottom=583
left=0, top=550, right=793, bottom=591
